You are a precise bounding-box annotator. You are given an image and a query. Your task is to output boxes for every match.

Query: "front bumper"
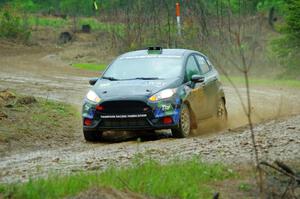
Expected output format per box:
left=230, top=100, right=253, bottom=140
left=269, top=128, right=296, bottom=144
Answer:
left=82, top=98, right=181, bottom=131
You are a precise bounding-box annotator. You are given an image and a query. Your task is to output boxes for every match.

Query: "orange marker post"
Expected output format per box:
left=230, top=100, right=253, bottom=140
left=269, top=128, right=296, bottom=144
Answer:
left=176, top=2, right=180, bottom=17
left=176, top=2, right=181, bottom=36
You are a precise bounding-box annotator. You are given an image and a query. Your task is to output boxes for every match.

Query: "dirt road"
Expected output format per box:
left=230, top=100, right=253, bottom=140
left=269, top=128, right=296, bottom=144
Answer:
left=0, top=114, right=299, bottom=183
left=0, top=42, right=300, bottom=183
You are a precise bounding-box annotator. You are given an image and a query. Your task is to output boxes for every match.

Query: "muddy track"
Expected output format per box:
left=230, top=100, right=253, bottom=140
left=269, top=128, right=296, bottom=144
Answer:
left=0, top=47, right=300, bottom=183
left=0, top=115, right=299, bottom=183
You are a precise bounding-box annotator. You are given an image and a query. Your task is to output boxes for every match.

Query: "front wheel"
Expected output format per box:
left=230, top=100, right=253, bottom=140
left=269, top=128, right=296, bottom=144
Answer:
left=83, top=130, right=103, bottom=142
left=172, top=104, right=191, bottom=138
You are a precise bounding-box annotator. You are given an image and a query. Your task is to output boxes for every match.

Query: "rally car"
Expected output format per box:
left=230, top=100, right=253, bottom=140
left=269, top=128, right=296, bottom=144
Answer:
left=82, top=47, right=227, bottom=141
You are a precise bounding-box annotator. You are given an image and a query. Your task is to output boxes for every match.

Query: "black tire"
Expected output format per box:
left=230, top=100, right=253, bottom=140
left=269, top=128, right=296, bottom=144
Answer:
left=83, top=130, right=103, bottom=142
left=172, top=104, right=191, bottom=138
left=58, top=32, right=72, bottom=44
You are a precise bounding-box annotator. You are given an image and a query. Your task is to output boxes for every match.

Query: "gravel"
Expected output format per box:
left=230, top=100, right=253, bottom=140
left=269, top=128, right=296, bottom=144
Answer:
left=0, top=114, right=299, bottom=184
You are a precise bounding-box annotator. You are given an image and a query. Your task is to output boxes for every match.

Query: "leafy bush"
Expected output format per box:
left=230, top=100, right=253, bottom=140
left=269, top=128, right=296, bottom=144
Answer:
left=256, top=0, right=285, bottom=13
left=0, top=6, right=31, bottom=42
left=271, top=0, right=300, bottom=78
left=60, top=0, right=95, bottom=16
left=11, top=0, right=39, bottom=12
left=284, top=0, right=300, bottom=47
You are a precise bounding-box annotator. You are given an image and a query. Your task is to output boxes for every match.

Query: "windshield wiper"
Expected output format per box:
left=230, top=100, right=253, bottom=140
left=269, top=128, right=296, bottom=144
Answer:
left=103, top=77, right=161, bottom=81
left=133, top=77, right=161, bottom=80
left=102, top=76, right=119, bottom=81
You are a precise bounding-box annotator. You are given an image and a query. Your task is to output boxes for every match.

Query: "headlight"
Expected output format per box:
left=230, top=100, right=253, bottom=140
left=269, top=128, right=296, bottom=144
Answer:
left=149, top=89, right=176, bottom=102
left=86, top=90, right=101, bottom=103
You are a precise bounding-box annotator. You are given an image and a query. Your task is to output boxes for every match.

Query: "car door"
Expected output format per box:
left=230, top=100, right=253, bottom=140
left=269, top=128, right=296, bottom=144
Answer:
left=194, top=54, right=219, bottom=117
left=184, top=55, right=209, bottom=121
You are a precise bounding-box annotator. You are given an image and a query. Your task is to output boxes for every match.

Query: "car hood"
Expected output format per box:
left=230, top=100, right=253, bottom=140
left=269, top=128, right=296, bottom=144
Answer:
left=93, top=78, right=180, bottom=99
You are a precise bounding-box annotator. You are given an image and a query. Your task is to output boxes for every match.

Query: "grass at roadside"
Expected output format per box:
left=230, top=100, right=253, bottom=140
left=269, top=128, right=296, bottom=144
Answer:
left=72, top=63, right=107, bottom=71
left=30, top=100, right=78, bottom=126
left=0, top=158, right=236, bottom=199
left=27, top=17, right=67, bottom=28
left=0, top=90, right=80, bottom=155
left=26, top=16, right=125, bottom=33
left=221, top=75, right=300, bottom=88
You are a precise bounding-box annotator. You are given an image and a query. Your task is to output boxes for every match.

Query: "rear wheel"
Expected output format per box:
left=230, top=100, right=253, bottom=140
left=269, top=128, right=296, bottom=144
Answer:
left=216, top=98, right=228, bottom=129
left=172, top=104, right=191, bottom=138
left=83, top=130, right=103, bottom=142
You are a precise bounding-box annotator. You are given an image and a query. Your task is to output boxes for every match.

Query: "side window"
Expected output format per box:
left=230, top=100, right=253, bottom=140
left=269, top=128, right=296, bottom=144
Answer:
left=185, top=55, right=200, bottom=81
left=195, top=55, right=210, bottom=74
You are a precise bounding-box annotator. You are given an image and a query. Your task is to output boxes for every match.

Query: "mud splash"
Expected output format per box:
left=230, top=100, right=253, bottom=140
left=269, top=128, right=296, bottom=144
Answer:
left=226, top=87, right=300, bottom=129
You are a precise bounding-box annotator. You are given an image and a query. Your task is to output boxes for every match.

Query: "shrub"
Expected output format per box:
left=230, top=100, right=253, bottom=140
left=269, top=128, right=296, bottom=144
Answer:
left=271, top=0, right=300, bottom=78
left=0, top=6, right=31, bottom=42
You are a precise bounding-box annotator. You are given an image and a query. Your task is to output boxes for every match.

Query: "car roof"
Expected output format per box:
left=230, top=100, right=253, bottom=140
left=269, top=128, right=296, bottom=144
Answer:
left=119, top=48, right=204, bottom=59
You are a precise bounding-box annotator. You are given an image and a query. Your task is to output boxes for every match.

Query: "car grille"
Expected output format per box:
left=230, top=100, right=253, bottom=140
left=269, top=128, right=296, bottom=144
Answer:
left=101, top=118, right=149, bottom=128
left=100, top=100, right=150, bottom=114
left=98, top=100, right=152, bottom=128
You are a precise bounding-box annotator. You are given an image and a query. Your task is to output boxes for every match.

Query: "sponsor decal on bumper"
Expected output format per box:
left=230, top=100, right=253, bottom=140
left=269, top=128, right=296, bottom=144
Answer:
left=100, top=114, right=147, bottom=119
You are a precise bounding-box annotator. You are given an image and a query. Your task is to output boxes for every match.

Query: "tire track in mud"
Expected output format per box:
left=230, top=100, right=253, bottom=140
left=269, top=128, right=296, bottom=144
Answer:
left=1, top=70, right=300, bottom=183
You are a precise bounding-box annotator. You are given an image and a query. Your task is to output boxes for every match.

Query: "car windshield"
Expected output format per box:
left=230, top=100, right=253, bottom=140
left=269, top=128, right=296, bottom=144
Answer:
left=102, top=57, right=183, bottom=80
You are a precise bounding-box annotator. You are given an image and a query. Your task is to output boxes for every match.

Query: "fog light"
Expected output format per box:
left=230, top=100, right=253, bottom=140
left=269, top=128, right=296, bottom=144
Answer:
left=84, top=118, right=92, bottom=126
left=96, top=105, right=104, bottom=111
left=163, top=116, right=173, bottom=124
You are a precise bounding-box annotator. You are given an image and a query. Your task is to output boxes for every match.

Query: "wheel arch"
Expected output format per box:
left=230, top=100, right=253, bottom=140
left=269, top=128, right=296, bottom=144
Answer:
left=218, top=87, right=226, bottom=105
left=222, top=96, right=226, bottom=105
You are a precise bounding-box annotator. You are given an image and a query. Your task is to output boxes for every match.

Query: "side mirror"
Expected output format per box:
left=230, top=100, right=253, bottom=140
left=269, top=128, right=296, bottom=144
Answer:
left=89, top=78, right=98, bottom=86
left=191, top=75, right=205, bottom=83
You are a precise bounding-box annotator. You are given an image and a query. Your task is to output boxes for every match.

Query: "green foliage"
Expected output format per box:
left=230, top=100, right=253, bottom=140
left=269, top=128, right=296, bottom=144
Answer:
left=256, top=0, right=285, bottom=13
left=72, top=63, right=107, bottom=71
left=60, top=0, right=95, bottom=16
left=0, top=6, right=31, bottom=41
left=284, top=0, right=300, bottom=45
left=1, top=0, right=270, bottom=16
left=0, top=158, right=235, bottom=199
left=271, top=0, right=300, bottom=78
left=28, top=16, right=67, bottom=28
left=23, top=16, right=123, bottom=31
left=2, top=0, right=97, bottom=16
left=0, top=0, right=289, bottom=16
left=11, top=0, right=39, bottom=12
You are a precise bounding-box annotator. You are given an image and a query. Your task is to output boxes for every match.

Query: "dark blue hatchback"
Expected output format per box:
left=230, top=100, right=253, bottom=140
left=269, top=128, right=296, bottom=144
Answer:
left=82, top=47, right=227, bottom=141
